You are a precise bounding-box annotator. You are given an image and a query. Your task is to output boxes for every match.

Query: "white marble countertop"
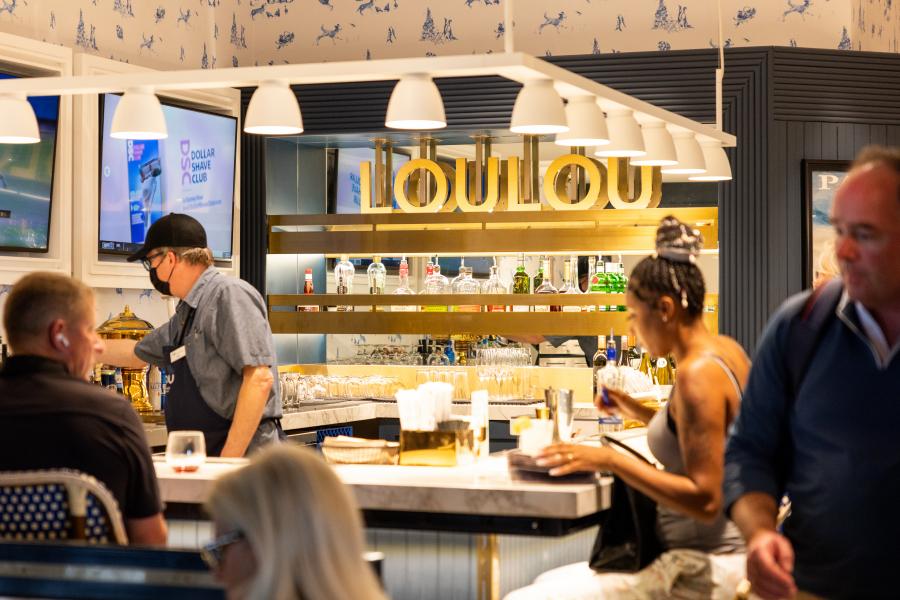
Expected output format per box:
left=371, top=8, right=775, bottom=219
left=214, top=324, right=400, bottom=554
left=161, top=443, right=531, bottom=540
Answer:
left=155, top=456, right=612, bottom=519
left=144, top=400, right=601, bottom=446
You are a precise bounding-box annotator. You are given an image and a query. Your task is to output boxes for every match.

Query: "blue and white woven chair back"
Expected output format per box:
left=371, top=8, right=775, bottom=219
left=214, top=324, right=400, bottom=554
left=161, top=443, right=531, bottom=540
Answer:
left=0, top=469, right=128, bottom=544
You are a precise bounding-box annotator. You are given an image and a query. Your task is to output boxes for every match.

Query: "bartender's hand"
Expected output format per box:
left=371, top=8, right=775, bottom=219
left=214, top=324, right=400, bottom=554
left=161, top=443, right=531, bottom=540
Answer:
left=595, top=387, right=656, bottom=424
left=536, top=443, right=615, bottom=476
left=99, top=338, right=147, bottom=369
left=220, top=365, right=273, bottom=458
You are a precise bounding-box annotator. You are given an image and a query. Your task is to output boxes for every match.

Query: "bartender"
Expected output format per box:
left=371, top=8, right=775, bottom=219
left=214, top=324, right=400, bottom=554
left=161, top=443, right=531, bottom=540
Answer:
left=104, top=213, right=282, bottom=457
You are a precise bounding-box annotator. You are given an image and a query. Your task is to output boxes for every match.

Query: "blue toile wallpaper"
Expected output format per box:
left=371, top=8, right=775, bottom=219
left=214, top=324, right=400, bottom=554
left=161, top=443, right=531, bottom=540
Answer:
left=0, top=1, right=896, bottom=72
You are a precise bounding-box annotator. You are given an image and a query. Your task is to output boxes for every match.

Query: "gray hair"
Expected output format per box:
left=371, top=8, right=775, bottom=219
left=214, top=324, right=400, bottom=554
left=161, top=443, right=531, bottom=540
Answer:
left=157, top=246, right=214, bottom=267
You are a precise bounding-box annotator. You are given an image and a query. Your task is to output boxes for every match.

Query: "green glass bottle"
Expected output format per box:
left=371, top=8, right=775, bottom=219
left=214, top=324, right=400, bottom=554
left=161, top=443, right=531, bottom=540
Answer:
left=511, top=254, right=530, bottom=312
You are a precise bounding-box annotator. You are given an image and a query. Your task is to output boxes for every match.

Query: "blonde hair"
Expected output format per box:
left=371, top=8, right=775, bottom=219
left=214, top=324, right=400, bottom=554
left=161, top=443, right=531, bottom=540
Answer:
left=206, top=445, right=386, bottom=600
left=3, top=272, right=94, bottom=351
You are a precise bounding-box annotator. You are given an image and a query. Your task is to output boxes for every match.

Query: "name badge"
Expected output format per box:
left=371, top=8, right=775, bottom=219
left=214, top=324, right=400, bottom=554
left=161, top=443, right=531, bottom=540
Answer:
left=170, top=346, right=187, bottom=363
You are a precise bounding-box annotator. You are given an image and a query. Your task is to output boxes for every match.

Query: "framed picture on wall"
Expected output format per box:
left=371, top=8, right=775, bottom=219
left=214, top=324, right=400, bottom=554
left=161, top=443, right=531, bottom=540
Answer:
left=802, top=160, right=851, bottom=289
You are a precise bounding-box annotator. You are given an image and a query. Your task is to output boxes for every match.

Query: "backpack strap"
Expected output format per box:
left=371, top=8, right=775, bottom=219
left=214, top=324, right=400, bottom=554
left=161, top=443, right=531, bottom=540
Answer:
left=784, top=278, right=844, bottom=398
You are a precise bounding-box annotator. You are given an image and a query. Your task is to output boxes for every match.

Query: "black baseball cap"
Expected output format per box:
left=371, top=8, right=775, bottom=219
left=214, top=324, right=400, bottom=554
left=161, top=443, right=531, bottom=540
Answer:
left=126, top=213, right=208, bottom=262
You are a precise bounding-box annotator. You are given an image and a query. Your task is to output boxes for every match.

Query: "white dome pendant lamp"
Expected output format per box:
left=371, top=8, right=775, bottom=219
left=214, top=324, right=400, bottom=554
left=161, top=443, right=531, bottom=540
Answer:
left=0, top=94, right=40, bottom=144
left=385, top=73, right=446, bottom=130
left=662, top=131, right=706, bottom=175
left=111, top=87, right=168, bottom=140
left=554, top=96, right=609, bottom=147
left=689, top=140, right=732, bottom=181
left=594, top=109, right=645, bottom=158
left=631, top=121, right=677, bottom=166
left=244, top=80, right=304, bottom=135
left=510, top=79, right=568, bottom=135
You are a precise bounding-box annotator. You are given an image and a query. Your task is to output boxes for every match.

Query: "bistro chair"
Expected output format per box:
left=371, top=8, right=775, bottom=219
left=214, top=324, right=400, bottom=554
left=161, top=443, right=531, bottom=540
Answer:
left=0, top=469, right=128, bottom=544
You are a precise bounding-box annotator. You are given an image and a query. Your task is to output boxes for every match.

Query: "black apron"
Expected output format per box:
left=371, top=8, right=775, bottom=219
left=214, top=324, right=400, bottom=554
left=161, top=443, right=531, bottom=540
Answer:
left=164, top=307, right=232, bottom=457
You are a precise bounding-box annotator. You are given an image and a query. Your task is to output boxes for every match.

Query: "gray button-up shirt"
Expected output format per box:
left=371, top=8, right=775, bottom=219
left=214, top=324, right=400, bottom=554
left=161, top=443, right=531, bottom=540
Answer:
left=135, top=267, right=281, bottom=452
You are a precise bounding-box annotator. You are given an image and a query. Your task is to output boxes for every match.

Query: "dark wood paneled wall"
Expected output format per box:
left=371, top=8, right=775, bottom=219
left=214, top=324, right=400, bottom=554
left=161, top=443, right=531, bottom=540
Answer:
left=239, top=48, right=900, bottom=352
left=239, top=88, right=267, bottom=293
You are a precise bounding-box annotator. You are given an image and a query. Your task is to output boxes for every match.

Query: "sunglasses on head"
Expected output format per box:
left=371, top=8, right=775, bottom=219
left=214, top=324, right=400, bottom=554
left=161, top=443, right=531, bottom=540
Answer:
left=200, top=529, right=244, bottom=569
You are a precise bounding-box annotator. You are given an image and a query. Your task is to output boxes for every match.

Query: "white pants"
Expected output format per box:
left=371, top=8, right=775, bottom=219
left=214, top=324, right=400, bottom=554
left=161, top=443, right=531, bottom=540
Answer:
left=504, top=550, right=747, bottom=600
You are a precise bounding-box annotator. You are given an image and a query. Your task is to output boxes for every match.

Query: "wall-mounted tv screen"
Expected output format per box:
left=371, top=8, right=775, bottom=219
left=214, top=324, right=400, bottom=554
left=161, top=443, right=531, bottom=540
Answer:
left=98, top=93, right=237, bottom=260
left=0, top=74, right=59, bottom=253
left=331, top=147, right=410, bottom=215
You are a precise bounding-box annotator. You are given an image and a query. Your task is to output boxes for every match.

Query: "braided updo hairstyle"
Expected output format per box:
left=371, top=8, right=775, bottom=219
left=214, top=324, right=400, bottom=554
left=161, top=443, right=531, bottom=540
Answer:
left=628, top=215, right=706, bottom=320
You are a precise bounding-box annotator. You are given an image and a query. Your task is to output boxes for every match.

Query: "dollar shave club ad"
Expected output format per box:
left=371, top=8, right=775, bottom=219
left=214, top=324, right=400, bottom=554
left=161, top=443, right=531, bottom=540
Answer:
left=99, top=94, right=237, bottom=259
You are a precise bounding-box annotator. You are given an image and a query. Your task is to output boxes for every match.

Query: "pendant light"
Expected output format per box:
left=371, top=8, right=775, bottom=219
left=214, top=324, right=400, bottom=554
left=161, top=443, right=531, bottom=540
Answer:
left=110, top=87, right=168, bottom=140
left=0, top=94, right=40, bottom=144
left=594, top=109, right=645, bottom=158
left=510, top=79, right=568, bottom=135
left=689, top=140, right=732, bottom=181
left=631, top=121, right=677, bottom=166
left=244, top=80, right=303, bottom=135
left=385, top=73, right=446, bottom=130
left=554, top=96, right=609, bottom=147
left=662, top=131, right=706, bottom=174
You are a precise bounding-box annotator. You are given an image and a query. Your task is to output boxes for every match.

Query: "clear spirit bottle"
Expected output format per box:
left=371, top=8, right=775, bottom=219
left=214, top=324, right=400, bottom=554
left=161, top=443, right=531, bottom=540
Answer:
left=451, top=266, right=481, bottom=312
left=391, top=256, right=417, bottom=312
left=482, top=264, right=507, bottom=312
left=533, top=257, right=558, bottom=312
left=559, top=259, right=582, bottom=313
left=334, top=255, right=355, bottom=312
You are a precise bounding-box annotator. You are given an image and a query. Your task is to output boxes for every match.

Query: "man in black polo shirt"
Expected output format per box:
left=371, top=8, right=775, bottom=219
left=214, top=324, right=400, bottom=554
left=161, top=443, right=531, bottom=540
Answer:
left=0, top=272, right=166, bottom=545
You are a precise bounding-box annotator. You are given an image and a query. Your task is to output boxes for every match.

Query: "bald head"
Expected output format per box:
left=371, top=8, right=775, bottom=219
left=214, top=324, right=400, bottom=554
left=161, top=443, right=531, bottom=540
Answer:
left=831, top=157, right=900, bottom=312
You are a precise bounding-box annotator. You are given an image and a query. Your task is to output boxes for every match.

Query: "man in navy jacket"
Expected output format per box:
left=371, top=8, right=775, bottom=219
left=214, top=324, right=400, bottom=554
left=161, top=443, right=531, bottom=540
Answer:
left=724, top=146, right=900, bottom=600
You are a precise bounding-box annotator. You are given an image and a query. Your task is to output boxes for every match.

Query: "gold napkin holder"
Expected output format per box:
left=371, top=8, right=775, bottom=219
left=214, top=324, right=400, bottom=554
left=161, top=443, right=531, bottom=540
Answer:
left=399, top=428, right=474, bottom=467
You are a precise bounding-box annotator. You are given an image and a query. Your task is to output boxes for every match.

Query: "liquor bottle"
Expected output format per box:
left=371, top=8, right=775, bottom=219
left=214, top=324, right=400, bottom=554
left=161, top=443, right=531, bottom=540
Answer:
left=532, top=256, right=545, bottom=291
left=482, top=264, right=507, bottom=312
left=617, top=335, right=632, bottom=367
left=451, top=266, right=481, bottom=312
left=655, top=356, right=675, bottom=385
left=627, top=341, right=642, bottom=368
left=449, top=257, right=468, bottom=297
left=391, top=256, right=417, bottom=312
left=559, top=259, right=582, bottom=313
left=591, top=334, right=607, bottom=395
left=511, top=254, right=530, bottom=312
left=615, top=258, right=628, bottom=311
left=586, top=256, right=597, bottom=312
left=604, top=259, right=618, bottom=312
left=444, top=340, right=456, bottom=365
left=533, top=257, right=558, bottom=312
left=639, top=351, right=653, bottom=379
left=334, top=255, right=355, bottom=312
left=589, top=255, right=606, bottom=312
left=297, top=268, right=318, bottom=312
left=423, top=262, right=449, bottom=312
left=148, top=366, right=161, bottom=411
left=367, top=256, right=386, bottom=295
left=597, top=334, right=624, bottom=432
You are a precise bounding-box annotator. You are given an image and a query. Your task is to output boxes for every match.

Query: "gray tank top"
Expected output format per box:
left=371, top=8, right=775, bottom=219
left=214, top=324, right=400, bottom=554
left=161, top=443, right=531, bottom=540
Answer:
left=646, top=354, right=746, bottom=554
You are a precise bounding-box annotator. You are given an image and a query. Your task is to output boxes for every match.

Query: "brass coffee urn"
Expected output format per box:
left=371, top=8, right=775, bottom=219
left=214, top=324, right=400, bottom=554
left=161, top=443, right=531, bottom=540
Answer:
left=97, top=305, right=154, bottom=413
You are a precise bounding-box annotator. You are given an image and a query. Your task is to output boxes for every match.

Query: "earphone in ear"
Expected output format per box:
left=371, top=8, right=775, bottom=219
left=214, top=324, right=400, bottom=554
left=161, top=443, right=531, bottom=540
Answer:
left=56, top=334, right=70, bottom=349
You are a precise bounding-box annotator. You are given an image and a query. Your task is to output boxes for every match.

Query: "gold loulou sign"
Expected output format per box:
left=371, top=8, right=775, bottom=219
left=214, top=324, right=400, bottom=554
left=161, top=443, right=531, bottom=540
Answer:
left=358, top=139, right=662, bottom=215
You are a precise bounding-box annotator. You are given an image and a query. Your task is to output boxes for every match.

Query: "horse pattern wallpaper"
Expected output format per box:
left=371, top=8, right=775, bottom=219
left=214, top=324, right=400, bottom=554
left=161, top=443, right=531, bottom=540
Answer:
left=1, top=1, right=896, bottom=73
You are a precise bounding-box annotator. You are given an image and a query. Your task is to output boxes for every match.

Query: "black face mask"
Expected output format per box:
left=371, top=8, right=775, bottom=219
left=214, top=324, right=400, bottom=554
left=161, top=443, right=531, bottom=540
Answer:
left=149, top=266, right=171, bottom=296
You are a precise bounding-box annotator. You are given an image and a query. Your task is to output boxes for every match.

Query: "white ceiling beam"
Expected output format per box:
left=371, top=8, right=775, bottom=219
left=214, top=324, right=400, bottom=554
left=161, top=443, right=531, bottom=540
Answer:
left=0, top=52, right=735, bottom=147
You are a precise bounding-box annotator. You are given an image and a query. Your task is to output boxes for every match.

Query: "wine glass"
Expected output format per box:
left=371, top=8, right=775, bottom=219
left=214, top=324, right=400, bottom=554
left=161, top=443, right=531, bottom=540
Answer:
left=165, top=431, right=206, bottom=473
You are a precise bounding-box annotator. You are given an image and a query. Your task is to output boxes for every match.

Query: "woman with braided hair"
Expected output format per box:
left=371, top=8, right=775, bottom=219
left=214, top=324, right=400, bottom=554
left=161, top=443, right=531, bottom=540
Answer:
left=506, top=216, right=751, bottom=600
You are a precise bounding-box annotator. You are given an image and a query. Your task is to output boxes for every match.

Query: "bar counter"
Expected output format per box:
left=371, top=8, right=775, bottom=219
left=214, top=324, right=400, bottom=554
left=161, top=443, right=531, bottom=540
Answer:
left=143, top=399, right=603, bottom=449
left=155, top=455, right=612, bottom=521
left=156, top=447, right=616, bottom=600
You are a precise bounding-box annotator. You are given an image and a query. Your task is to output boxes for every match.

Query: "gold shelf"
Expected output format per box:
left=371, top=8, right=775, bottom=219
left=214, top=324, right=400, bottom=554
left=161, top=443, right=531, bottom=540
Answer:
left=270, top=293, right=642, bottom=307
left=268, top=207, right=718, bottom=256
left=268, top=294, right=718, bottom=335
